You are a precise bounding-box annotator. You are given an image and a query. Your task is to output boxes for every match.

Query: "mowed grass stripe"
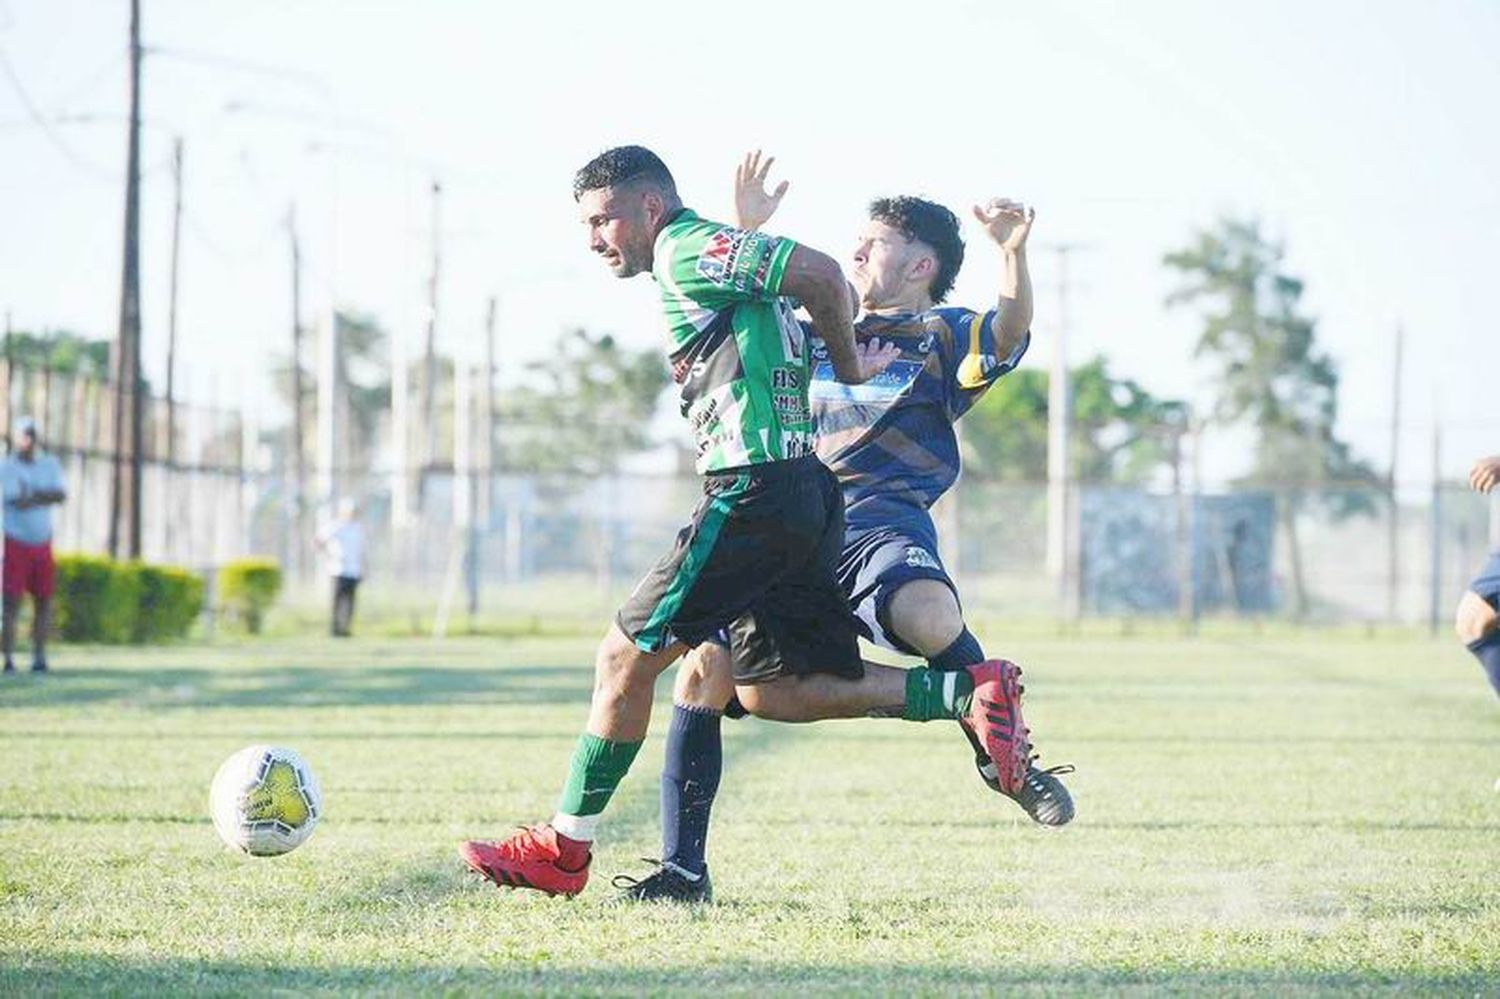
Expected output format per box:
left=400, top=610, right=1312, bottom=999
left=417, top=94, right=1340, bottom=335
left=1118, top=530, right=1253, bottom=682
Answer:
left=1, top=633, right=1497, bottom=995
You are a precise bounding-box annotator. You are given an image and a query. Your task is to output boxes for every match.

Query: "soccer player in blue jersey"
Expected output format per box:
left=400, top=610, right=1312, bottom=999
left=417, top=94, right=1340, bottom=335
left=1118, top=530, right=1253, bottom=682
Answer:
left=1456, top=452, right=1500, bottom=763
left=612, top=153, right=1074, bottom=903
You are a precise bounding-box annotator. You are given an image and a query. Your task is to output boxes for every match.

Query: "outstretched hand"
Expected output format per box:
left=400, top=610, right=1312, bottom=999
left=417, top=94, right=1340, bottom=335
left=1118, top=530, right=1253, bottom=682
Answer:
left=971, top=198, right=1035, bottom=252
left=1471, top=455, right=1500, bottom=494
left=734, top=149, right=789, bottom=231
left=856, top=336, right=902, bottom=382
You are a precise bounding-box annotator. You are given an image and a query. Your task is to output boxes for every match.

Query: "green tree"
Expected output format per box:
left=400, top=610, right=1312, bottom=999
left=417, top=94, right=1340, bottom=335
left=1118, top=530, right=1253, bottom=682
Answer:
left=497, top=328, right=668, bottom=475
left=4, top=329, right=117, bottom=380
left=963, top=357, right=1185, bottom=484
left=268, top=309, right=391, bottom=480
left=1163, top=216, right=1379, bottom=617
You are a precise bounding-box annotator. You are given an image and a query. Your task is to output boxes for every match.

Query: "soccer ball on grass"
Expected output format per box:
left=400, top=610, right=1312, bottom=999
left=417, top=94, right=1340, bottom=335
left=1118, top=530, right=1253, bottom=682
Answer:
left=209, top=745, right=322, bottom=856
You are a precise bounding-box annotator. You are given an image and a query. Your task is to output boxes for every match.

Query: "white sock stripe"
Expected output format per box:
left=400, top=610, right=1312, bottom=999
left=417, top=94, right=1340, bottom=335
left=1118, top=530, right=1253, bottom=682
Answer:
left=550, top=812, right=599, bottom=842
left=942, top=671, right=958, bottom=709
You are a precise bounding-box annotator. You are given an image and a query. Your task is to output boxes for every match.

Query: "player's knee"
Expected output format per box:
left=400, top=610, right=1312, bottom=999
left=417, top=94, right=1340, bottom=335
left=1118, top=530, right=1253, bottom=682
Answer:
left=886, top=580, right=964, bottom=656
left=1455, top=591, right=1498, bottom=645
left=593, top=627, right=652, bottom=703
left=674, top=643, right=733, bottom=709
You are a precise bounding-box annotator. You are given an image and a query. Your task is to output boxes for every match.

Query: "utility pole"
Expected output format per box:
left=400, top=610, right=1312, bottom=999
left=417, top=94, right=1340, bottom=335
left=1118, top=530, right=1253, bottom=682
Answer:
left=164, top=137, right=183, bottom=468
left=418, top=178, right=442, bottom=509
left=1386, top=324, right=1403, bottom=624
left=482, top=295, right=497, bottom=530
left=1045, top=243, right=1084, bottom=620
left=161, top=136, right=183, bottom=560
left=1428, top=417, right=1442, bottom=637
left=287, top=205, right=308, bottom=578
left=316, top=308, right=337, bottom=513
left=109, top=0, right=144, bottom=559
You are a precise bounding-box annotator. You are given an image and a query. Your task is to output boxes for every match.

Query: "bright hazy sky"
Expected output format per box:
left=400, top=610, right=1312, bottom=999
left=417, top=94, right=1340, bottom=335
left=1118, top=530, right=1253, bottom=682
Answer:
left=1, top=0, right=1495, bottom=486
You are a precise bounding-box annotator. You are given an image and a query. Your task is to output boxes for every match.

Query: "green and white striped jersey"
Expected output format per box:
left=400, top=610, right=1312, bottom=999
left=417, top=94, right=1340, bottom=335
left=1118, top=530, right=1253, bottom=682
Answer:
left=652, top=209, right=815, bottom=474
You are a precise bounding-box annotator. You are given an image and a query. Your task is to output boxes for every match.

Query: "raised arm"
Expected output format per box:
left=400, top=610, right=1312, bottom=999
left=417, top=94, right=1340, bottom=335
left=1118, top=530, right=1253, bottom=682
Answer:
left=778, top=245, right=897, bottom=385
left=733, top=150, right=788, bottom=232
left=971, top=198, right=1035, bottom=357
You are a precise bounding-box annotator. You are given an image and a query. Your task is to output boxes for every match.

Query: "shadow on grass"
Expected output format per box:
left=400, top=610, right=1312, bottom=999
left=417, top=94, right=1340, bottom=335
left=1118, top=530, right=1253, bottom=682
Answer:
left=0, top=664, right=595, bottom=709
left=1, top=953, right=1493, bottom=996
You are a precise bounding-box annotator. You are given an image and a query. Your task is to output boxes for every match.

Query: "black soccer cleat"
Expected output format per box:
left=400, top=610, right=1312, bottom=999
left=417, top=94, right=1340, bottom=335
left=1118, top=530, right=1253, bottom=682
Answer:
left=611, top=861, right=713, bottom=904
left=960, top=719, right=1075, bottom=826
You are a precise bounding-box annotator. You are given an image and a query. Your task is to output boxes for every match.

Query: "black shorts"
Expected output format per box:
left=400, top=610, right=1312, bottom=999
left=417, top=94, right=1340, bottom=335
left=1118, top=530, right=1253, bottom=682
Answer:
left=615, top=456, right=863, bottom=685
left=837, top=516, right=958, bottom=655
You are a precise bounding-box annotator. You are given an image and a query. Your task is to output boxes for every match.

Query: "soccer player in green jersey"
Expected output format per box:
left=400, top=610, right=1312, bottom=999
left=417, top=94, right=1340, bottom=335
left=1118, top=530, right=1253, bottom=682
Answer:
left=615, top=154, right=1070, bottom=902
left=460, top=146, right=1035, bottom=897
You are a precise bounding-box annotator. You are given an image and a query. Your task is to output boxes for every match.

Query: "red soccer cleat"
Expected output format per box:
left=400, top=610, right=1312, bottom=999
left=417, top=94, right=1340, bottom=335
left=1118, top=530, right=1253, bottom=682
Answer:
left=963, top=659, right=1032, bottom=796
left=459, top=823, right=591, bottom=897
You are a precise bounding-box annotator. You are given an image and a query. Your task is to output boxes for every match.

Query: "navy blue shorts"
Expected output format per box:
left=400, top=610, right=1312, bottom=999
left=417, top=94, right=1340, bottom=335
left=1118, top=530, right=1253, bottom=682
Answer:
left=1471, top=550, right=1500, bottom=607
left=836, top=517, right=957, bottom=655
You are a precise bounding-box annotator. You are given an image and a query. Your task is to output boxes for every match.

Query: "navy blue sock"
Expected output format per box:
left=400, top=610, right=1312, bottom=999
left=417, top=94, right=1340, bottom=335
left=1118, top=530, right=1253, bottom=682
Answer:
left=660, top=704, right=722, bottom=878
left=1467, top=631, right=1500, bottom=698
left=927, top=627, right=986, bottom=671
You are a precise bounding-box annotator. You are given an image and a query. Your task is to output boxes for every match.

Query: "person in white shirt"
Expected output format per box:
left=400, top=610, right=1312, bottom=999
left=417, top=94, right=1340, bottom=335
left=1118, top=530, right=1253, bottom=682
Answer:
left=2, top=417, right=66, bottom=673
left=316, top=497, right=365, bottom=637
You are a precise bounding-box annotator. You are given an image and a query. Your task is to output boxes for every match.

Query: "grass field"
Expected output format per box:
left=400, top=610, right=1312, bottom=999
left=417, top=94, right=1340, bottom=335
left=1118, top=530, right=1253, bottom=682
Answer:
left=1, top=630, right=1498, bottom=995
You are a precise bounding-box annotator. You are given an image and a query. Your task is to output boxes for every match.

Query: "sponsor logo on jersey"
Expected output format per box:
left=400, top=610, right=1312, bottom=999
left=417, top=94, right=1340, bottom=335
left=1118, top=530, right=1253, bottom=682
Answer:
left=904, top=546, right=940, bottom=570
left=695, top=229, right=741, bottom=286
left=808, top=359, right=923, bottom=403
left=696, top=228, right=769, bottom=292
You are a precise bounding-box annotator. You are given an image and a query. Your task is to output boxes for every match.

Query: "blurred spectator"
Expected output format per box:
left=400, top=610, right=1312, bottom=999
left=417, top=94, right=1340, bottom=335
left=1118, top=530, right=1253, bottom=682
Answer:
left=2, top=417, right=66, bottom=673
left=317, top=497, right=365, bottom=637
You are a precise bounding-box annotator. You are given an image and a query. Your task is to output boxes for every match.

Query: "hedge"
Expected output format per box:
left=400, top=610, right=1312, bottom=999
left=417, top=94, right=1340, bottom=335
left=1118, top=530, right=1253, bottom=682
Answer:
left=53, top=555, right=203, bottom=644
left=217, top=558, right=283, bottom=635
left=133, top=564, right=205, bottom=643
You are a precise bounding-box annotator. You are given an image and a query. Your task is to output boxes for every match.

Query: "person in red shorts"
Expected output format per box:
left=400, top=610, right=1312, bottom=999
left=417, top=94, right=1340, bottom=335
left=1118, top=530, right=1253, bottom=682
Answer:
left=2, top=417, right=66, bottom=674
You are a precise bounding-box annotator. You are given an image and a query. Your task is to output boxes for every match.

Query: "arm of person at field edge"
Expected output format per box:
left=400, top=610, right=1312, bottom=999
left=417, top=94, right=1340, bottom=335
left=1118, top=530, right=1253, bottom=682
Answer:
left=777, top=245, right=897, bottom=384
left=27, top=465, right=65, bottom=506
left=734, top=151, right=860, bottom=320
left=972, top=198, right=1035, bottom=359
left=1472, top=454, right=1500, bottom=493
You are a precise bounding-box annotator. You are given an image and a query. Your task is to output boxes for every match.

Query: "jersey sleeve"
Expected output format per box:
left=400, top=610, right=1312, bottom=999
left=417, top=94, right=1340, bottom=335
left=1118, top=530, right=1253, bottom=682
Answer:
left=664, top=222, right=798, bottom=308
left=943, top=309, right=1030, bottom=415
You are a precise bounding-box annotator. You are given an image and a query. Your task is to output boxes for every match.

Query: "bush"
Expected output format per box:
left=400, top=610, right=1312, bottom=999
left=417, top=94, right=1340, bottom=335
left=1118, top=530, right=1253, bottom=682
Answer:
left=53, top=555, right=142, bottom=644
left=218, top=558, right=283, bottom=634
left=133, top=564, right=204, bottom=642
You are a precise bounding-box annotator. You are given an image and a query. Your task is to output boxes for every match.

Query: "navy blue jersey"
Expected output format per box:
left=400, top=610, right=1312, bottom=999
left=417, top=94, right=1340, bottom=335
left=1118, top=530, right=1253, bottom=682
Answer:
left=809, top=307, right=1028, bottom=530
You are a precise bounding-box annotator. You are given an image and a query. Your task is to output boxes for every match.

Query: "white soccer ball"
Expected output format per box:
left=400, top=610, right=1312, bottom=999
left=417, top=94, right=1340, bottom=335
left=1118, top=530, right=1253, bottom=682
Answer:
left=209, top=745, right=323, bottom=856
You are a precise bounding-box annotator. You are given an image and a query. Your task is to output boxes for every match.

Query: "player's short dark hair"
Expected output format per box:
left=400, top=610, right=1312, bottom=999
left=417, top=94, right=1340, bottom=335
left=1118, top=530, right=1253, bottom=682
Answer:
left=572, top=145, right=679, bottom=202
left=869, top=196, right=965, bottom=304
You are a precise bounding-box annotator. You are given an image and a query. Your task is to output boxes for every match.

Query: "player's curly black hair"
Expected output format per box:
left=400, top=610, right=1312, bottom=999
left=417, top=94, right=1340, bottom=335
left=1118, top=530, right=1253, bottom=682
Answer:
left=869, top=196, right=965, bottom=304
left=572, top=145, right=679, bottom=202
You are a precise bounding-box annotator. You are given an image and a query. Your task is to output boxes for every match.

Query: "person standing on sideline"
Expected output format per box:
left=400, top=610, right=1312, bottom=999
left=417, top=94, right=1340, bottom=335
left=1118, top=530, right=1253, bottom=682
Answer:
left=2, top=417, right=66, bottom=673
left=317, top=497, right=365, bottom=637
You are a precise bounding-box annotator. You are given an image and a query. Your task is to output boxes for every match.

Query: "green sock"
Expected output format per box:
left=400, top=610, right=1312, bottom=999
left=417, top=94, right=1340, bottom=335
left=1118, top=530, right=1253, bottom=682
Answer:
left=556, top=733, right=643, bottom=823
left=903, top=666, right=974, bottom=721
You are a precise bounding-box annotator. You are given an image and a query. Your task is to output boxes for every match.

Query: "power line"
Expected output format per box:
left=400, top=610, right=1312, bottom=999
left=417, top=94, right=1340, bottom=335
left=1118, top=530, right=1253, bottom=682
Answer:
left=0, top=46, right=115, bottom=180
